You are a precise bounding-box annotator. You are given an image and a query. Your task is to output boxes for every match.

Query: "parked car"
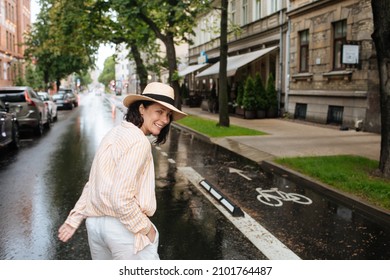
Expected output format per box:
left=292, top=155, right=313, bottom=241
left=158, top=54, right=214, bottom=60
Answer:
left=52, top=93, right=73, bottom=110
left=59, top=88, right=79, bottom=107
left=38, top=91, right=58, bottom=122
left=0, top=99, right=20, bottom=149
left=0, top=86, right=50, bottom=136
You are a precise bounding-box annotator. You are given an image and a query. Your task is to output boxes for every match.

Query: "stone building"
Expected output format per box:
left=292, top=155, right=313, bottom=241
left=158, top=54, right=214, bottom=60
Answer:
left=0, top=0, right=31, bottom=86
left=185, top=0, right=380, bottom=132
left=287, top=0, right=380, bottom=132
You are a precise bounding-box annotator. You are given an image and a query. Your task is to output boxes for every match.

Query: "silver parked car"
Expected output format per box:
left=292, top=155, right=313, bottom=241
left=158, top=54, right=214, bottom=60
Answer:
left=0, top=86, right=50, bottom=136
left=38, top=91, right=58, bottom=122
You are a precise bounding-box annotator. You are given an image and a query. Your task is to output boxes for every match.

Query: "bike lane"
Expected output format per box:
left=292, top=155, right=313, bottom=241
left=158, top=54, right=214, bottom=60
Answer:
left=158, top=126, right=390, bottom=260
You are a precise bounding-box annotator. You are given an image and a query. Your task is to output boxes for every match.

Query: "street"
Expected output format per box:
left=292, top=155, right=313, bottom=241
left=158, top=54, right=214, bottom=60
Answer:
left=0, top=93, right=389, bottom=260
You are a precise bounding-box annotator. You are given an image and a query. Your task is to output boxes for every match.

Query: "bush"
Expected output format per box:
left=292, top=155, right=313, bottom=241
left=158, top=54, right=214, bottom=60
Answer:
left=242, top=76, right=258, bottom=111
left=266, top=73, right=278, bottom=109
left=236, top=82, right=244, bottom=107
left=254, top=73, right=267, bottom=110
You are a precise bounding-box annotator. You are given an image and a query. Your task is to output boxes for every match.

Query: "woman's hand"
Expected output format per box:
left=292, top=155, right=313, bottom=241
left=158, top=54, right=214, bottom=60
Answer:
left=58, top=223, right=77, bottom=242
left=146, top=225, right=156, bottom=243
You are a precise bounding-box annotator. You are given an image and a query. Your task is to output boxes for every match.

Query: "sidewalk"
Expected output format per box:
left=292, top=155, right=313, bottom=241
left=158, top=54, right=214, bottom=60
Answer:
left=181, top=107, right=380, bottom=163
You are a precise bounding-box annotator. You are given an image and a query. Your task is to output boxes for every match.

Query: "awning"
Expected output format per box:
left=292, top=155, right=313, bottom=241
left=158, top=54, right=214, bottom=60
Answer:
left=178, top=64, right=210, bottom=77
left=196, top=46, right=278, bottom=78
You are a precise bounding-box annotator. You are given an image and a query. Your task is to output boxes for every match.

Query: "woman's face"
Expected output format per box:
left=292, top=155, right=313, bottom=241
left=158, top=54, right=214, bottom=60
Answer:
left=139, top=103, right=172, bottom=136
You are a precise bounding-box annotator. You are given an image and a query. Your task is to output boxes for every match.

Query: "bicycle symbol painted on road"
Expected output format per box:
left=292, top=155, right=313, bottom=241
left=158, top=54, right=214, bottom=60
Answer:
left=256, top=187, right=313, bottom=207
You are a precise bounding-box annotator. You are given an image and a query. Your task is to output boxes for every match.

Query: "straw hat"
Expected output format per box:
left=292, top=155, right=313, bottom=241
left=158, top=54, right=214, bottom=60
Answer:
left=123, top=82, right=187, bottom=121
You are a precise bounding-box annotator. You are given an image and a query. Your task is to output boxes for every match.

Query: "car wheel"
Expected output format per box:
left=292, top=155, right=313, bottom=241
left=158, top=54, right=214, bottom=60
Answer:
left=46, top=112, right=52, bottom=128
left=35, top=116, right=44, bottom=136
left=10, top=123, right=20, bottom=149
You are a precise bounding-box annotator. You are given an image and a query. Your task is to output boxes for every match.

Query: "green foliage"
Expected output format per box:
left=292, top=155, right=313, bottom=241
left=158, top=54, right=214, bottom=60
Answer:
left=242, top=76, right=258, bottom=111
left=24, top=0, right=99, bottom=87
left=254, top=73, right=267, bottom=110
left=275, top=155, right=390, bottom=210
left=98, top=56, right=115, bottom=87
left=180, top=83, right=189, bottom=99
left=176, top=115, right=266, bottom=138
left=236, top=83, right=244, bottom=107
left=265, top=73, right=278, bottom=109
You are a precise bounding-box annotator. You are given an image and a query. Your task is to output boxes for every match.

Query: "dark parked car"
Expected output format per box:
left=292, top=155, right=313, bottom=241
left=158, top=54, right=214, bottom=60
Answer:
left=0, top=99, right=20, bottom=149
left=59, top=88, right=79, bottom=107
left=0, top=86, right=50, bottom=136
left=52, top=93, right=74, bottom=110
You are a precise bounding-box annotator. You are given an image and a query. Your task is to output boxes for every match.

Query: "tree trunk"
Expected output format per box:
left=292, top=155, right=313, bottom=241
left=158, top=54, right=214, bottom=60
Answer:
left=218, top=0, right=230, bottom=127
left=130, top=43, right=148, bottom=92
left=371, top=0, right=390, bottom=178
left=164, top=33, right=181, bottom=110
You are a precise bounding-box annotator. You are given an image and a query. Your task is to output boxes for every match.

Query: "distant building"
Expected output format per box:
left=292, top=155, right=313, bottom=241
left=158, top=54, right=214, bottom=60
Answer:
left=0, top=0, right=31, bottom=86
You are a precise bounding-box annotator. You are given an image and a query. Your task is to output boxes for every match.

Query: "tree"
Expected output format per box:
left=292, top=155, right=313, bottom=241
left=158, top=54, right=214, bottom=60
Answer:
left=98, top=56, right=116, bottom=88
left=218, top=0, right=229, bottom=127
left=371, top=1, right=390, bottom=178
left=109, top=0, right=211, bottom=109
left=24, top=0, right=99, bottom=90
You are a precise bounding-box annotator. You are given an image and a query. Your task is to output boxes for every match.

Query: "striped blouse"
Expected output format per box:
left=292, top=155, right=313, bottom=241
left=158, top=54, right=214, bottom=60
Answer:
left=64, top=120, right=156, bottom=254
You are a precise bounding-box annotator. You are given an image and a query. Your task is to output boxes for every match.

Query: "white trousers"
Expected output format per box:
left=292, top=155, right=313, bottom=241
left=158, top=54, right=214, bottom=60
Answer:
left=85, top=216, right=159, bottom=260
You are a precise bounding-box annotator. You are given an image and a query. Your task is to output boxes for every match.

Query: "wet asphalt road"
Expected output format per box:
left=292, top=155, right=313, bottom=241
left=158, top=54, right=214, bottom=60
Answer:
left=0, top=93, right=389, bottom=260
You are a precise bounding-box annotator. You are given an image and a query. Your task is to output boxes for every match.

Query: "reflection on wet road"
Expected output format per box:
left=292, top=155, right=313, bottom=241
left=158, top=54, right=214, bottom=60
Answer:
left=0, top=93, right=388, bottom=260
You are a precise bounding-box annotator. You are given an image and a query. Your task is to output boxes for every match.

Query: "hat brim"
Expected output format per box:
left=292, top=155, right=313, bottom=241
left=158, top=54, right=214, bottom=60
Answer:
left=123, top=94, right=187, bottom=121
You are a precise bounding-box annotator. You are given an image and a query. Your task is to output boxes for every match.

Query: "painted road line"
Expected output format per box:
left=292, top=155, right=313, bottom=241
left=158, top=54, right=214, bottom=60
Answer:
left=161, top=152, right=168, bottom=157
left=178, top=166, right=301, bottom=260
left=168, top=158, right=176, bottom=164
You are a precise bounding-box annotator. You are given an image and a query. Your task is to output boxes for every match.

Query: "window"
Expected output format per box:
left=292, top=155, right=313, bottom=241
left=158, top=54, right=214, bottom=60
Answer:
left=242, top=0, right=248, bottom=25
left=333, top=20, right=347, bottom=70
left=230, top=1, right=236, bottom=24
left=327, top=105, right=344, bottom=125
left=299, top=30, right=309, bottom=72
left=294, top=103, right=307, bottom=120
left=253, top=0, right=262, bottom=20
left=269, top=0, right=278, bottom=14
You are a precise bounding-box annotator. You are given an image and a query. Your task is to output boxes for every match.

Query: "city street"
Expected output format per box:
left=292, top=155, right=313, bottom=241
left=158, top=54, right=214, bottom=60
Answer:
left=0, top=93, right=389, bottom=260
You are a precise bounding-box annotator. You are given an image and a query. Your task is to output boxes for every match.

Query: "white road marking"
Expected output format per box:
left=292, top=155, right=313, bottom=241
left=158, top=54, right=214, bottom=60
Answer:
left=168, top=158, right=176, bottom=164
left=178, top=166, right=301, bottom=260
left=228, top=167, right=252, bottom=181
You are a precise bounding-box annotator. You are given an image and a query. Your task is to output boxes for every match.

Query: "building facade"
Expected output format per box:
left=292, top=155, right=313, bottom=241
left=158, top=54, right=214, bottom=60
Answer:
left=287, top=0, right=380, bottom=132
left=0, top=0, right=31, bottom=86
left=185, top=0, right=380, bottom=132
left=186, top=0, right=288, bottom=113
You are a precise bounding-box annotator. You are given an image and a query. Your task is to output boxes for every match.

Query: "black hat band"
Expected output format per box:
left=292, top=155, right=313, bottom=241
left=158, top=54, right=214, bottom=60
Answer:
left=143, top=93, right=175, bottom=106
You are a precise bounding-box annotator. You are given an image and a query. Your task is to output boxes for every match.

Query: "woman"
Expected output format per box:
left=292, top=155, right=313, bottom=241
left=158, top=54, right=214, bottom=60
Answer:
left=58, top=82, right=186, bottom=260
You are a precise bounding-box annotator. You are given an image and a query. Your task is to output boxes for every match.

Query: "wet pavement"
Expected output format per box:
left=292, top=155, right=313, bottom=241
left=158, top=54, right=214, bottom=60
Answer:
left=0, top=93, right=388, bottom=260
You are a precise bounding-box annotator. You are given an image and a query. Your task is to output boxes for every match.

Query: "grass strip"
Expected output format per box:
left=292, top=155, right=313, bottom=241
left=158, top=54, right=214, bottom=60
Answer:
left=275, top=155, right=390, bottom=210
left=175, top=115, right=266, bottom=138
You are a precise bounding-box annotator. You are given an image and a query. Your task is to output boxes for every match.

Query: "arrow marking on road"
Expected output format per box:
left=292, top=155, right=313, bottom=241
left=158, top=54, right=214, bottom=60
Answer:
left=229, top=167, right=252, bottom=181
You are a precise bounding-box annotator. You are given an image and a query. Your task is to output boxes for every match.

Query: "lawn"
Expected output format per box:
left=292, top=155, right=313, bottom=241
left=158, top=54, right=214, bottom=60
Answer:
left=175, top=115, right=266, bottom=138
